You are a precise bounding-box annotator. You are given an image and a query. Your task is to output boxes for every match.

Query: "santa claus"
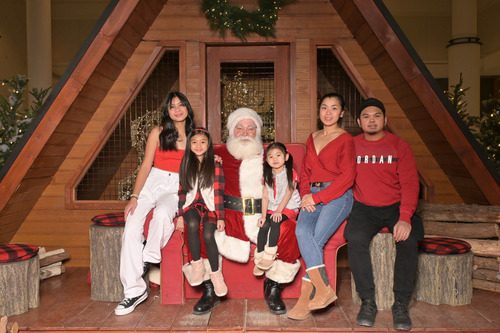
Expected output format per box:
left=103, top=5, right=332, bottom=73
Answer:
left=188, top=107, right=301, bottom=314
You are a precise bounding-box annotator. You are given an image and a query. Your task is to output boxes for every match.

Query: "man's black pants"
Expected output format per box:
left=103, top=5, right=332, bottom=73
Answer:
left=344, top=201, right=424, bottom=303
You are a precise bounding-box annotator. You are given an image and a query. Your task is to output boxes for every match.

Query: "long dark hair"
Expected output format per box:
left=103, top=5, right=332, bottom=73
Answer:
left=179, top=128, right=215, bottom=191
left=317, top=92, right=346, bottom=129
left=159, top=91, right=195, bottom=150
left=263, top=142, right=294, bottom=190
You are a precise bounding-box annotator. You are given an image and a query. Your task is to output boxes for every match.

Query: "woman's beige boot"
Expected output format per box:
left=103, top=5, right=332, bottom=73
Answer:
left=287, top=278, right=314, bottom=320
left=307, top=266, right=337, bottom=310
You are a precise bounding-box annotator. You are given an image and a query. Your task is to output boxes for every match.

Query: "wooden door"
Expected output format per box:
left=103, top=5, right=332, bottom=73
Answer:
left=207, top=45, right=290, bottom=143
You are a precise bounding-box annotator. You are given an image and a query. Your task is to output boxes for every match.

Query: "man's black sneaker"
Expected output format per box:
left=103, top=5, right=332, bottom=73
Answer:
left=114, top=291, right=148, bottom=316
left=356, top=298, right=377, bottom=327
left=392, top=300, right=412, bottom=331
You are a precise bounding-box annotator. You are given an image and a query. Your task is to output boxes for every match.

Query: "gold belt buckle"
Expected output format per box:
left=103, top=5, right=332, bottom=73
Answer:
left=242, top=197, right=255, bottom=216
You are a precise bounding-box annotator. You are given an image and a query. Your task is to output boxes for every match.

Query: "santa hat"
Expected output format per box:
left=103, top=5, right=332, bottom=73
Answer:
left=227, top=107, right=263, bottom=137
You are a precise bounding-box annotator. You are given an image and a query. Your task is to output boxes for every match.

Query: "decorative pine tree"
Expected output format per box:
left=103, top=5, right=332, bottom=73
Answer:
left=447, top=74, right=499, bottom=173
left=478, top=97, right=499, bottom=172
left=0, top=75, right=50, bottom=167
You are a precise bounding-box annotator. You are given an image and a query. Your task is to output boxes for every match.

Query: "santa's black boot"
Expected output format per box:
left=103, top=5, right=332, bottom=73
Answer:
left=264, top=278, right=286, bottom=315
left=193, top=280, right=220, bottom=315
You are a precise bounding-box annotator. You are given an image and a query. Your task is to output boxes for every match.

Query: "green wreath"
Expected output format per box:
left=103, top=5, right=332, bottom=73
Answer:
left=202, top=0, right=294, bottom=41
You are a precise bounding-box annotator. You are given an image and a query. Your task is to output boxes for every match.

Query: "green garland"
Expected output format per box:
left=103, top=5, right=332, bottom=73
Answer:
left=202, top=0, right=294, bottom=41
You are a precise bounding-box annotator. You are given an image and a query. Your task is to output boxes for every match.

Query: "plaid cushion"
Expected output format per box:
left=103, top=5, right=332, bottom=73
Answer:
left=0, top=243, right=39, bottom=263
left=419, top=237, right=471, bottom=255
left=91, top=212, right=125, bottom=227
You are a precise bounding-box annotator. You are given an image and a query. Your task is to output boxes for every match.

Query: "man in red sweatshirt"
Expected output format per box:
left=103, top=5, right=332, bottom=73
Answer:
left=345, top=98, right=424, bottom=331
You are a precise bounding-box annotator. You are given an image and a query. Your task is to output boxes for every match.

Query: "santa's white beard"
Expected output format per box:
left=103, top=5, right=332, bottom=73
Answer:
left=227, top=135, right=263, bottom=160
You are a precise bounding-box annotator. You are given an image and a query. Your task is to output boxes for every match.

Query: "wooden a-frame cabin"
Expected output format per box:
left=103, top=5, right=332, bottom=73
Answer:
left=0, top=0, right=498, bottom=268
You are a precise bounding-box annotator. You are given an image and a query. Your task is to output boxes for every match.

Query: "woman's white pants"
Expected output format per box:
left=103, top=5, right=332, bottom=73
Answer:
left=119, top=168, right=178, bottom=298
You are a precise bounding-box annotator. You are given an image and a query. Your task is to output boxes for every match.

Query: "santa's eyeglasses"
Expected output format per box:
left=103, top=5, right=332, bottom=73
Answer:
left=234, top=126, right=257, bottom=133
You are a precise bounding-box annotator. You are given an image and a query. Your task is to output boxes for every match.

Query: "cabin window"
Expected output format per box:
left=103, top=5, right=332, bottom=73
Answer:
left=206, top=45, right=290, bottom=143
left=75, top=50, right=180, bottom=201
left=317, top=47, right=363, bottom=135
left=220, top=62, right=275, bottom=142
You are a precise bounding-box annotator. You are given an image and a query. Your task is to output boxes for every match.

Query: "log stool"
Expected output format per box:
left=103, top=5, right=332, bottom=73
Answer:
left=89, top=212, right=125, bottom=302
left=0, top=244, right=40, bottom=316
left=416, top=237, right=473, bottom=305
left=351, top=231, right=396, bottom=310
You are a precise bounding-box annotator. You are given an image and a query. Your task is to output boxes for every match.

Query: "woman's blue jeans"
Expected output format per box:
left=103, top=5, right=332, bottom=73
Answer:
left=296, top=184, right=353, bottom=269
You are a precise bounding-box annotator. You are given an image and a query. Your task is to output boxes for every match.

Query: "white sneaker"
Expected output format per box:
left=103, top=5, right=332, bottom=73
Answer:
left=114, top=291, right=148, bottom=315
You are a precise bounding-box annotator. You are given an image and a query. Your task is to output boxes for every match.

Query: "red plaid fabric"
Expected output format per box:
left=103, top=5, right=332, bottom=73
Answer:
left=419, top=237, right=471, bottom=255
left=91, top=212, right=125, bottom=227
left=0, top=243, right=39, bottom=263
left=214, top=161, right=225, bottom=220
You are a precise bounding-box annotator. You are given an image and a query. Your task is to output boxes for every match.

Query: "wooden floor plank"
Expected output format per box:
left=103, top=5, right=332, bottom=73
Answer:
left=136, top=290, right=179, bottom=330
left=170, top=299, right=211, bottom=330
left=208, top=298, right=245, bottom=331
left=441, top=302, right=496, bottom=330
left=245, top=299, right=282, bottom=330
left=279, top=299, right=316, bottom=330
left=410, top=301, right=458, bottom=330
left=63, top=301, right=115, bottom=329
left=470, top=289, right=500, bottom=327
left=6, top=267, right=500, bottom=333
left=312, top=302, right=353, bottom=331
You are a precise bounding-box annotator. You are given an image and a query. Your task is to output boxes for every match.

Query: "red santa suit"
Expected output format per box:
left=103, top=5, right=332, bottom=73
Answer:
left=213, top=108, right=301, bottom=284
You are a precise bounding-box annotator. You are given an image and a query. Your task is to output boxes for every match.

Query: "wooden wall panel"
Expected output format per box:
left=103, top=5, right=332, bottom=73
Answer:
left=294, top=39, right=314, bottom=143
left=185, top=41, right=204, bottom=125
left=145, top=0, right=351, bottom=42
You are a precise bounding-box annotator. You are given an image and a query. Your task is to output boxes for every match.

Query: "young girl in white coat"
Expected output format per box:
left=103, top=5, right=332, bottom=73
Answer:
left=176, top=128, right=227, bottom=308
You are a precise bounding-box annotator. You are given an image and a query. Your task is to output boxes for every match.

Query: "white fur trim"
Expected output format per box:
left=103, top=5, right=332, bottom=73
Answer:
left=265, top=259, right=301, bottom=284
left=239, top=156, right=263, bottom=198
left=214, top=230, right=250, bottom=263
left=243, top=215, right=260, bottom=244
left=227, top=107, right=263, bottom=137
left=238, top=156, right=263, bottom=243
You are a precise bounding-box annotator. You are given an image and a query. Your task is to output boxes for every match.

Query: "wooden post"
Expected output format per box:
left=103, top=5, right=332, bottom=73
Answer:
left=351, top=233, right=396, bottom=310
left=0, top=255, right=39, bottom=316
left=89, top=224, right=124, bottom=301
left=416, top=251, right=473, bottom=305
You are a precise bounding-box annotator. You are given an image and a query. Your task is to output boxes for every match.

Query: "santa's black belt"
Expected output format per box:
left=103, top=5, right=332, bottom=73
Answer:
left=224, top=195, right=262, bottom=216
